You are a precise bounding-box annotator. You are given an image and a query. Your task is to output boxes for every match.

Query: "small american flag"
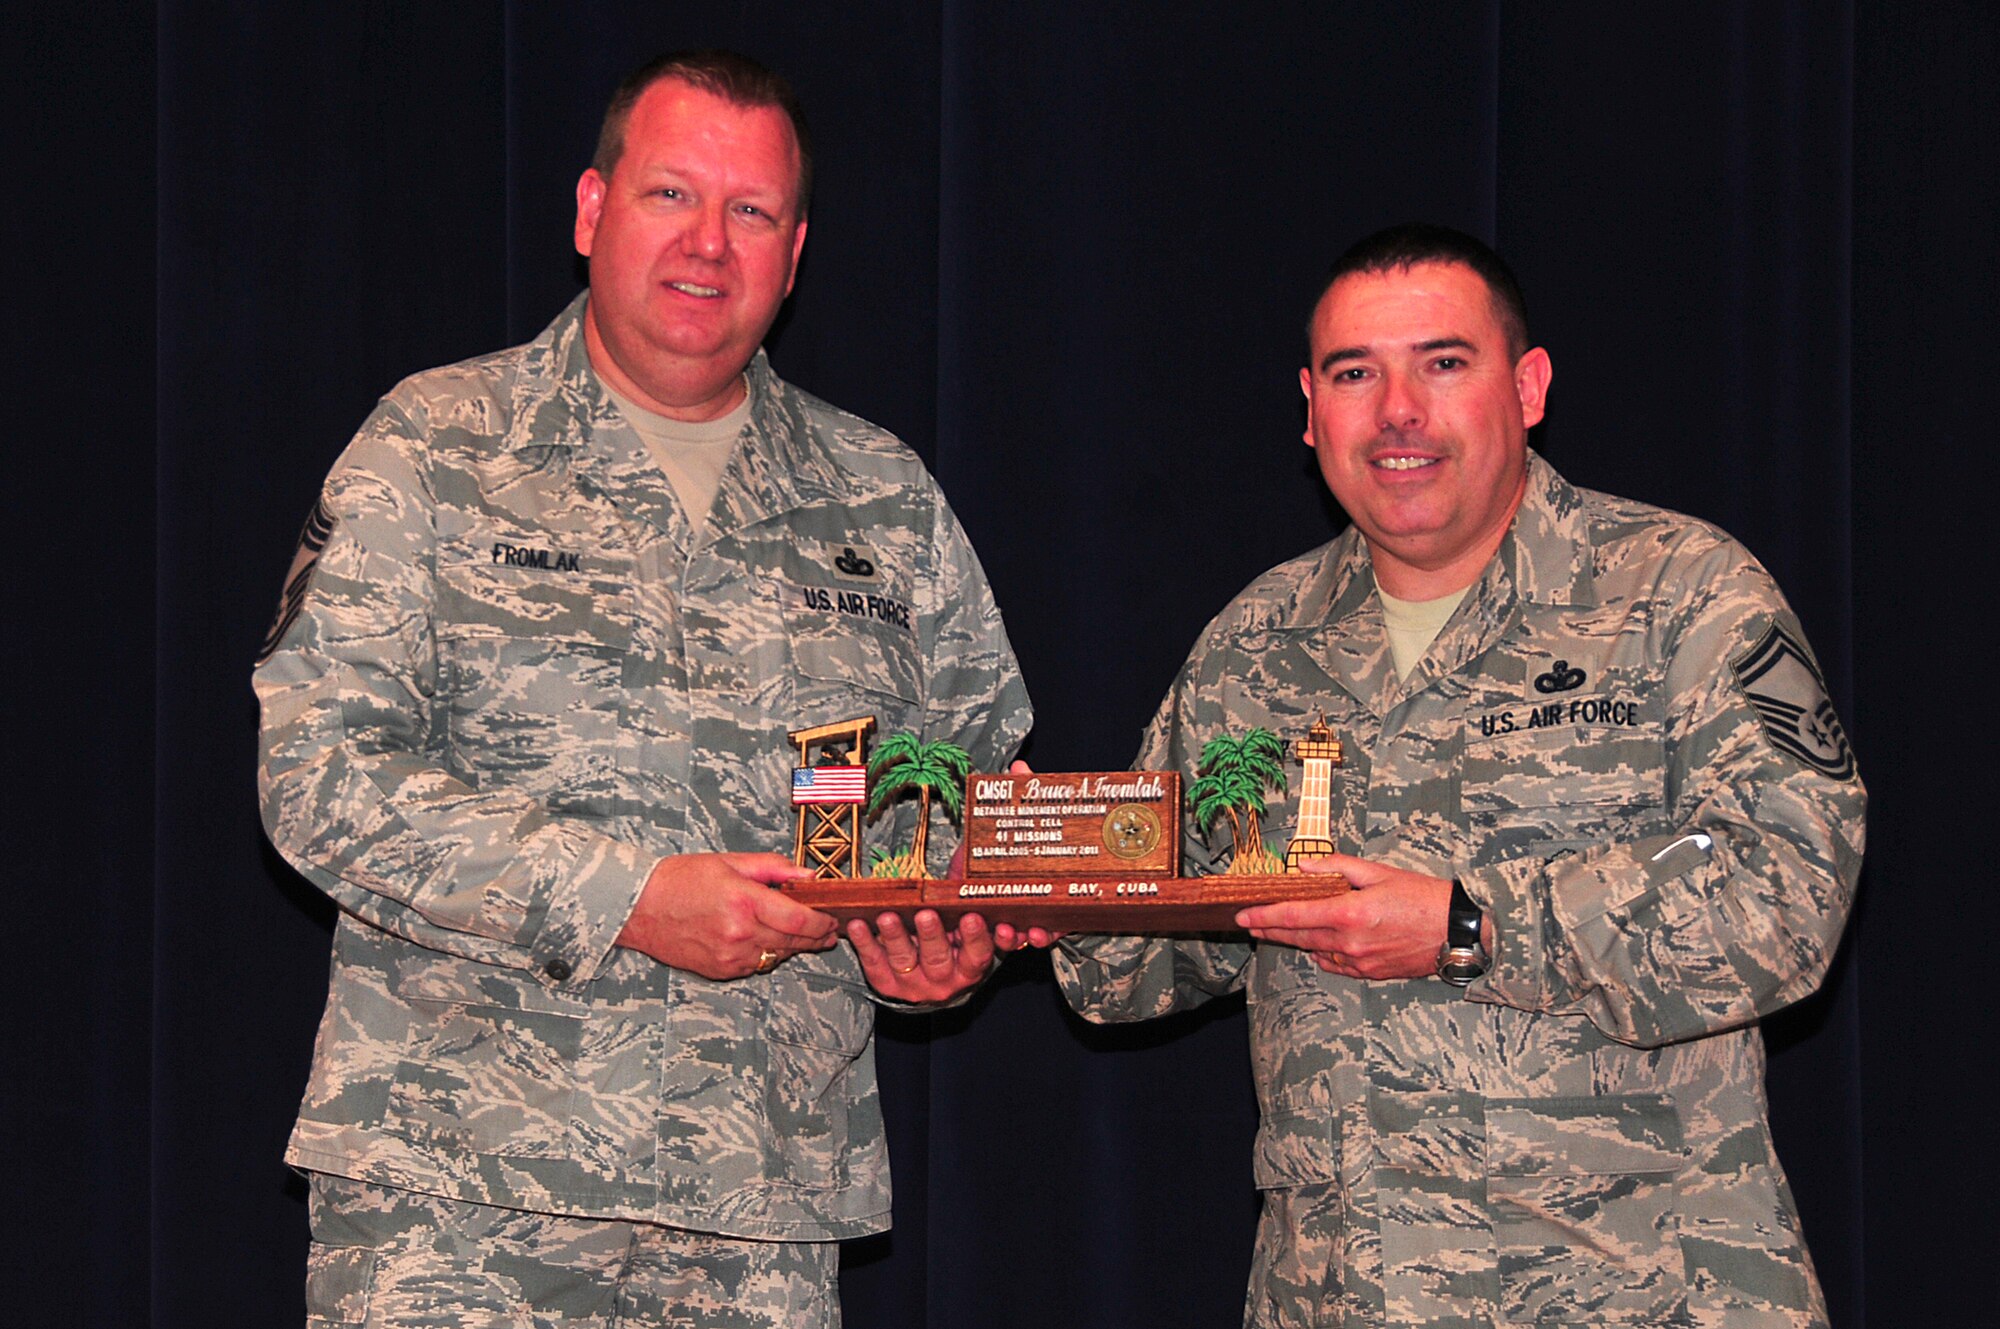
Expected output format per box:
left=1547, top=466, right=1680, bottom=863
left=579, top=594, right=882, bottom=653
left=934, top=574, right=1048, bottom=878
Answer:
left=793, top=766, right=868, bottom=805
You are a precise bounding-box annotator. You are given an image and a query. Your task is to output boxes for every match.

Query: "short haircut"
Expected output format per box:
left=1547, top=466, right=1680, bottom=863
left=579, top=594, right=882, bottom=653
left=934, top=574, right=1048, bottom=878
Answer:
left=1311, top=223, right=1530, bottom=360
left=591, top=49, right=814, bottom=217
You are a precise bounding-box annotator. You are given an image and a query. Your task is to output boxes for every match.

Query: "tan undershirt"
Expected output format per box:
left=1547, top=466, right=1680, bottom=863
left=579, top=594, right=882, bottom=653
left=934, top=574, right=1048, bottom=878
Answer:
left=602, top=379, right=752, bottom=528
left=1377, top=582, right=1472, bottom=680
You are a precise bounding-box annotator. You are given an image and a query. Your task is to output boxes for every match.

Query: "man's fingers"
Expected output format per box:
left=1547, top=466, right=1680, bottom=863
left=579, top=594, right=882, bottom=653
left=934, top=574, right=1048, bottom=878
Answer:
left=745, top=884, right=840, bottom=943
left=872, top=912, right=926, bottom=973
left=992, top=920, right=1054, bottom=953
left=846, top=915, right=923, bottom=984
left=844, top=916, right=887, bottom=962
left=1237, top=895, right=1352, bottom=932
left=913, top=910, right=957, bottom=969
left=1291, top=852, right=1386, bottom=885
left=950, top=913, right=996, bottom=973
left=720, top=851, right=820, bottom=885
left=845, top=910, right=999, bottom=1001
left=770, top=909, right=840, bottom=945
left=1247, top=927, right=1342, bottom=952
left=715, top=853, right=834, bottom=938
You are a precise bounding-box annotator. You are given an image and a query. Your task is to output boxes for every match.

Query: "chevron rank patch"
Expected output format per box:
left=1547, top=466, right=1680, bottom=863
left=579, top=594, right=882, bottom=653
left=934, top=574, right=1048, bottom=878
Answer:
left=256, top=495, right=335, bottom=664
left=1731, top=621, right=1856, bottom=780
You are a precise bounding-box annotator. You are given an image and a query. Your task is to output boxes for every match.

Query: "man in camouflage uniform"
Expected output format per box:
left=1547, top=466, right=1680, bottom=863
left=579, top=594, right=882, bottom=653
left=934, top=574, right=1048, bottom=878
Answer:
left=256, top=52, right=1031, bottom=1326
left=1055, top=225, right=1863, bottom=1328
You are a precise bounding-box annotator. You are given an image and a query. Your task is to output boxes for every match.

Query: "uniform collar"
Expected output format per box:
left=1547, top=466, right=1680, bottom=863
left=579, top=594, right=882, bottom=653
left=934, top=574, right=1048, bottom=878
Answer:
left=505, top=293, right=844, bottom=545
left=1292, top=450, right=1595, bottom=715
left=1501, top=451, right=1595, bottom=609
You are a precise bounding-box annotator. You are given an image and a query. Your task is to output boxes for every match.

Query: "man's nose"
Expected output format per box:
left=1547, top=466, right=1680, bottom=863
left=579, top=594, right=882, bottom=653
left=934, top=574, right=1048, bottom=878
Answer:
left=1377, top=371, right=1424, bottom=430
left=682, top=202, right=728, bottom=260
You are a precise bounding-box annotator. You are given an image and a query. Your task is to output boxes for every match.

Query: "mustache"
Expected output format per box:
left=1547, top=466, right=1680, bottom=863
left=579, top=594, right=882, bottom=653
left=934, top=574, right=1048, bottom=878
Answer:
left=1367, top=428, right=1448, bottom=454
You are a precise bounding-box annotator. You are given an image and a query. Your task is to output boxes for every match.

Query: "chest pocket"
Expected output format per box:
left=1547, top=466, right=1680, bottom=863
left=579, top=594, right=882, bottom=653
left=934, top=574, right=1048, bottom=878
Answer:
left=784, top=590, right=925, bottom=739
left=1460, top=710, right=1667, bottom=864
left=434, top=553, right=637, bottom=800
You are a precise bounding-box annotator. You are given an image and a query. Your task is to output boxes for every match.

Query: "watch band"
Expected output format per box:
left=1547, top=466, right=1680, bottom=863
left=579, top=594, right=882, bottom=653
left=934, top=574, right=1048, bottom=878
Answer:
left=1446, top=878, right=1482, bottom=949
left=1437, top=878, right=1489, bottom=987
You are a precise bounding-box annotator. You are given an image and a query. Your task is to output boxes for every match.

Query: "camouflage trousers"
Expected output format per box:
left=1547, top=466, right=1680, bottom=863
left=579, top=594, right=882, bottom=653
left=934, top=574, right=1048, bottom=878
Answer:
left=1243, top=1182, right=1346, bottom=1329
left=305, top=1175, right=841, bottom=1328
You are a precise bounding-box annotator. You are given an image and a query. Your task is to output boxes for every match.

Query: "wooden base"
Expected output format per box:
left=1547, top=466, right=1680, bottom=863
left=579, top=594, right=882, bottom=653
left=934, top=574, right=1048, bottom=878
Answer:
left=778, top=872, right=1349, bottom=934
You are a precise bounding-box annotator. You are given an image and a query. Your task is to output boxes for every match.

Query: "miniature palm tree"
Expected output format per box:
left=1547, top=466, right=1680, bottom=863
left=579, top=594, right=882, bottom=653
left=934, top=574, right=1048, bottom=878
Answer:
left=865, top=734, right=972, bottom=879
left=1186, top=728, right=1290, bottom=874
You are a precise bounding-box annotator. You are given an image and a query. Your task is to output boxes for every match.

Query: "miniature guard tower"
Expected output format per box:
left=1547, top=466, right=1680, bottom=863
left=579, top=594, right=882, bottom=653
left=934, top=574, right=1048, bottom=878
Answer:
left=1284, top=714, right=1343, bottom=869
left=789, top=716, right=878, bottom=879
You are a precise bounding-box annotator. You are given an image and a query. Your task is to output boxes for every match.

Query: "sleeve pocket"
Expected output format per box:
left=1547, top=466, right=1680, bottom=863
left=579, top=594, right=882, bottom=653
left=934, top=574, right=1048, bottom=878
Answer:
left=304, top=1242, right=376, bottom=1326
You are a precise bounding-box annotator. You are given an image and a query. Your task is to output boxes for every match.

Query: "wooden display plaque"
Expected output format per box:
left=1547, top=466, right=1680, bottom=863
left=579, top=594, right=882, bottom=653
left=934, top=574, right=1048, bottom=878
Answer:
left=781, top=765, right=1348, bottom=934
left=779, top=870, right=1349, bottom=934
left=781, top=718, right=1351, bottom=934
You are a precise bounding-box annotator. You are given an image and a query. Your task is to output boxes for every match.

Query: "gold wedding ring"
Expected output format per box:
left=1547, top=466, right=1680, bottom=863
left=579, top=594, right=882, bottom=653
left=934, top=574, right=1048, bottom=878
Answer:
left=757, top=950, right=780, bottom=973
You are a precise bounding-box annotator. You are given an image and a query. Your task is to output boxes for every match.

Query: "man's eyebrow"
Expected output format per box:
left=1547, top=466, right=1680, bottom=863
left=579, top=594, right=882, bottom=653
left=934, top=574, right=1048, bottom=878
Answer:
left=623, top=164, right=686, bottom=186
left=1316, top=336, right=1478, bottom=374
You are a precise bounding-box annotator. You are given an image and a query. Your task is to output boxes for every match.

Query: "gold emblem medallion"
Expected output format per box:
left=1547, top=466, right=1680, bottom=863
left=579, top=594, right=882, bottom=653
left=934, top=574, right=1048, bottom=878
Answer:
left=1102, top=803, right=1162, bottom=859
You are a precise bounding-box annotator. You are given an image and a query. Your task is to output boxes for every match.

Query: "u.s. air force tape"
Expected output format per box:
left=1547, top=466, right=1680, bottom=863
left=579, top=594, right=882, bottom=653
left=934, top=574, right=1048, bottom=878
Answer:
left=1730, top=621, right=1856, bottom=780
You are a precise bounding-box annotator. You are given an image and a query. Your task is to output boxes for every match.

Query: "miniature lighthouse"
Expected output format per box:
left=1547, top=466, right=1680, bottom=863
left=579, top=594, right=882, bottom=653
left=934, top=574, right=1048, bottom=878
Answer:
left=1284, top=715, right=1342, bottom=869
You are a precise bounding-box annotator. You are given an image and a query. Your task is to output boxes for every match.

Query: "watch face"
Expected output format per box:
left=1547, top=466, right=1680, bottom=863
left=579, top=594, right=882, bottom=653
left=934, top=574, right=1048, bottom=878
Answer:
left=1437, top=943, right=1489, bottom=985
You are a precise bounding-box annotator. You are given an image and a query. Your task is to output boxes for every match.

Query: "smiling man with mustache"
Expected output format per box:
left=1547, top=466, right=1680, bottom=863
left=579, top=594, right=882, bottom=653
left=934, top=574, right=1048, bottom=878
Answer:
left=1057, top=224, right=1864, bottom=1329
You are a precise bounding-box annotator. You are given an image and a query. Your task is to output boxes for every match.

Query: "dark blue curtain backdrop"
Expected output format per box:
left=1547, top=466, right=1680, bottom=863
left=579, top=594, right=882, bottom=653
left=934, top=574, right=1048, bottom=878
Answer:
left=8, top=1, right=1993, bottom=1323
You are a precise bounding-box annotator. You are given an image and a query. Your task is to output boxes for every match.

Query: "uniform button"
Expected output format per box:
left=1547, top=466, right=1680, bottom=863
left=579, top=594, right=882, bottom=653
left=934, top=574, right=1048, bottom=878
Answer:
left=543, top=958, right=573, bottom=982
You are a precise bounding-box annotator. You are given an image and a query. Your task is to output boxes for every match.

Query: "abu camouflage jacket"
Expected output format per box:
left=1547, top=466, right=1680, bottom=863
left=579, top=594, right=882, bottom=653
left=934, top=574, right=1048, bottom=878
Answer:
left=256, top=295, right=1031, bottom=1239
left=1056, top=455, right=1863, bottom=1327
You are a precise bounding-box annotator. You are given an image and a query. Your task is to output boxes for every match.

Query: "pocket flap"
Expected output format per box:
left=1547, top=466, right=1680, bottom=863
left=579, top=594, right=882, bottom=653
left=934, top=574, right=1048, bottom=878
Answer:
left=1461, top=726, right=1665, bottom=813
left=1486, top=1094, right=1683, bottom=1177
left=436, top=552, right=634, bottom=650
left=1251, top=1108, right=1340, bottom=1189
left=395, top=951, right=590, bottom=1016
left=766, top=967, right=873, bottom=1055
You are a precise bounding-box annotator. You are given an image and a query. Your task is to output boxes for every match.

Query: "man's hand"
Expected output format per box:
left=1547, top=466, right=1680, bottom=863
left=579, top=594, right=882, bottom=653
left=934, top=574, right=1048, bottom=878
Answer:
left=1235, top=855, right=1458, bottom=980
left=993, top=922, right=1063, bottom=953
left=847, top=909, right=997, bottom=1003
left=616, top=852, right=838, bottom=981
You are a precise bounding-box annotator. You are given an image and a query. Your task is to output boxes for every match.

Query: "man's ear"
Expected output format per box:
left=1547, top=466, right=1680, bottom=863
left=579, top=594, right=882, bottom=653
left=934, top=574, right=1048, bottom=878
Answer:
left=574, top=169, right=607, bottom=258
left=1514, top=347, right=1552, bottom=429
left=782, top=217, right=808, bottom=298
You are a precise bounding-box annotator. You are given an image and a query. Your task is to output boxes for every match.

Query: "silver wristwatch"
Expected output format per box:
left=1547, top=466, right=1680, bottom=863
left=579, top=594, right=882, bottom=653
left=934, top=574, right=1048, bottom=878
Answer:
left=1436, top=878, right=1489, bottom=986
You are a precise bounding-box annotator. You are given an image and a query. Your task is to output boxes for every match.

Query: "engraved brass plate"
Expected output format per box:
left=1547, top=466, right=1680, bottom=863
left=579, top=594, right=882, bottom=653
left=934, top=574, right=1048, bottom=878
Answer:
left=962, top=772, right=1180, bottom=879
